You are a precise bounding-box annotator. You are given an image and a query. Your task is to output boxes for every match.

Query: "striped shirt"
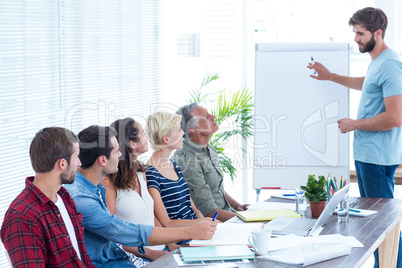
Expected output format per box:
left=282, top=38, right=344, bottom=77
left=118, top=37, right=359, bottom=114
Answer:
left=146, top=161, right=197, bottom=220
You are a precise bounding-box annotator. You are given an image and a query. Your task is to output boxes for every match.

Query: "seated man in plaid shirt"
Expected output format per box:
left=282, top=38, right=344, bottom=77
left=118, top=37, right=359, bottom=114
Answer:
left=1, top=127, right=95, bottom=267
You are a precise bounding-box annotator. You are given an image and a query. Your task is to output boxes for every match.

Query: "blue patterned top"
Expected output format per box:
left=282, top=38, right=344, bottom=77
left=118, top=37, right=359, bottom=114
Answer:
left=146, top=161, right=197, bottom=220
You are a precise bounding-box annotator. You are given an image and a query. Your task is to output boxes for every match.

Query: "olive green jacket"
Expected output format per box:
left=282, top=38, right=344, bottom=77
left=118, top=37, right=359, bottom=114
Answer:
left=172, top=139, right=235, bottom=216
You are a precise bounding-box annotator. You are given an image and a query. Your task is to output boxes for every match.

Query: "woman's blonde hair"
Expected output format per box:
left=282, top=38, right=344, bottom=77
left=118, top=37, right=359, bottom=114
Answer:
left=145, top=112, right=182, bottom=151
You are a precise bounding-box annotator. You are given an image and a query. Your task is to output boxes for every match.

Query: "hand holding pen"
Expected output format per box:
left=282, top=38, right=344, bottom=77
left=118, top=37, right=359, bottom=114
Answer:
left=307, top=61, right=333, bottom=81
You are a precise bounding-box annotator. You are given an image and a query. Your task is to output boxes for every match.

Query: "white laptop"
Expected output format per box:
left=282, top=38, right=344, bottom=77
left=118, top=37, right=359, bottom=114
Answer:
left=265, top=184, right=350, bottom=237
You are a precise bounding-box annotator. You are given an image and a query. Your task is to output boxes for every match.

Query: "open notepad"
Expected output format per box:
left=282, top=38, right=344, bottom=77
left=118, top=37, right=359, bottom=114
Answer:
left=189, top=222, right=262, bottom=247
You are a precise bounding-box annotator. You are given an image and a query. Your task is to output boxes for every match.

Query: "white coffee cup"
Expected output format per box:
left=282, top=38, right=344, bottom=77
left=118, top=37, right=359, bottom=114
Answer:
left=248, top=229, right=271, bottom=255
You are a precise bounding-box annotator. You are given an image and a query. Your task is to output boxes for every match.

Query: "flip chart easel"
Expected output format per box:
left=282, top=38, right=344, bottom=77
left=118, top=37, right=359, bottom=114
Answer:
left=253, top=43, right=350, bottom=201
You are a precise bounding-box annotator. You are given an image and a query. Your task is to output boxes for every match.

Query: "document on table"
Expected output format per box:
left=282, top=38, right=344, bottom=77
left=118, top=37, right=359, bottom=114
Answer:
left=334, top=208, right=377, bottom=217
left=269, top=234, right=363, bottom=251
left=225, top=202, right=303, bottom=223
left=257, top=234, right=362, bottom=266
left=270, top=193, right=297, bottom=200
left=236, top=209, right=301, bottom=222
left=189, top=222, right=262, bottom=247
left=259, top=242, right=351, bottom=266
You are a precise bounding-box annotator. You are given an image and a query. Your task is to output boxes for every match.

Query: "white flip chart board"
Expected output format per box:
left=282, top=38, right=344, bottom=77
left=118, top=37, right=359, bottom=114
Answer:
left=253, top=43, right=349, bottom=190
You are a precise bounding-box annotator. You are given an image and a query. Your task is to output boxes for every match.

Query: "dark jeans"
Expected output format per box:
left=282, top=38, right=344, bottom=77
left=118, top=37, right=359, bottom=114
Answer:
left=355, top=160, right=401, bottom=268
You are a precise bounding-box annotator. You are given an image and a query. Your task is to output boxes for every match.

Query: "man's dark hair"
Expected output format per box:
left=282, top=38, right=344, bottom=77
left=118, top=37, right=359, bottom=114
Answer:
left=176, top=102, right=199, bottom=138
left=349, top=7, right=388, bottom=38
left=29, top=127, right=78, bottom=173
left=78, top=125, right=117, bottom=169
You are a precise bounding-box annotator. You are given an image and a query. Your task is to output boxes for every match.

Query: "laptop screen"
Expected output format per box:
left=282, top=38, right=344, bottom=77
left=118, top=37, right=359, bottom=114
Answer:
left=265, top=184, right=350, bottom=236
left=310, top=184, right=350, bottom=234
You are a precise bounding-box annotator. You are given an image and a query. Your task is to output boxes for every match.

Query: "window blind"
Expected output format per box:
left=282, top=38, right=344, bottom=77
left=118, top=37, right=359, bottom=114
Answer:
left=60, top=0, right=161, bottom=132
left=0, top=1, right=61, bottom=265
left=0, top=1, right=160, bottom=267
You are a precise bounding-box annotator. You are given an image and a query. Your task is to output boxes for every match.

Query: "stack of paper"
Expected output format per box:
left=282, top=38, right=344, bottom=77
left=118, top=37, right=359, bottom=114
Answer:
left=180, top=245, right=254, bottom=262
left=260, top=242, right=351, bottom=266
left=269, top=234, right=363, bottom=251
left=236, top=209, right=301, bottom=222
left=258, top=234, right=363, bottom=266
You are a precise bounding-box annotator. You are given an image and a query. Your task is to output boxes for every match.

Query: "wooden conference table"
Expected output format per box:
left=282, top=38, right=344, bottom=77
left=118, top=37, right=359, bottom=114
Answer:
left=146, top=197, right=402, bottom=268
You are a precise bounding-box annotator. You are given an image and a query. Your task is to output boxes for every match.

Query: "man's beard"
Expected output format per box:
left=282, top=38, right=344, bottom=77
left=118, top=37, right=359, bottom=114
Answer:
left=60, top=169, right=75, bottom=185
left=359, top=35, right=376, bottom=53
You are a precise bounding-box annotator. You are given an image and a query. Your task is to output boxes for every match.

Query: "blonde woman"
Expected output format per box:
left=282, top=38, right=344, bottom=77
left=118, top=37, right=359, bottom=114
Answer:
left=145, top=112, right=206, bottom=226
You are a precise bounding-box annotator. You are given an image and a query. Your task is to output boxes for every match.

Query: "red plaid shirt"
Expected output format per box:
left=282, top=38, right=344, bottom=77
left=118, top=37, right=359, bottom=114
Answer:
left=1, top=177, right=95, bottom=267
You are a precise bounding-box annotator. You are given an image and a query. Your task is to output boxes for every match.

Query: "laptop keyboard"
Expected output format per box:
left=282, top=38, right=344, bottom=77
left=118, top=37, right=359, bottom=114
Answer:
left=285, top=218, right=317, bottom=231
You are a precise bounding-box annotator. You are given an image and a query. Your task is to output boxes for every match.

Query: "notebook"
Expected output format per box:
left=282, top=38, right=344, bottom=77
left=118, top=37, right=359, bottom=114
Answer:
left=179, top=245, right=254, bottom=262
left=265, top=184, right=350, bottom=236
left=189, top=222, right=262, bottom=247
left=236, top=209, right=301, bottom=222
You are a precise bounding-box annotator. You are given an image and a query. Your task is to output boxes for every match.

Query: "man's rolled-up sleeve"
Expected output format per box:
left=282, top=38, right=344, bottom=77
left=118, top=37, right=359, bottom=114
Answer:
left=73, top=193, right=154, bottom=251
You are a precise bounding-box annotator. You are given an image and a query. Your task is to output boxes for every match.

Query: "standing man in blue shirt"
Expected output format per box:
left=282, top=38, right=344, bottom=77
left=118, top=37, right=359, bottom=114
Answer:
left=308, top=7, right=402, bottom=268
left=65, top=125, right=216, bottom=268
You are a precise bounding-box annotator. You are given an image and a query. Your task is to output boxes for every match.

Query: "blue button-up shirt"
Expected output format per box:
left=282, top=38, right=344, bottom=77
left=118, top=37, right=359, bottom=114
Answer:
left=65, top=172, right=153, bottom=267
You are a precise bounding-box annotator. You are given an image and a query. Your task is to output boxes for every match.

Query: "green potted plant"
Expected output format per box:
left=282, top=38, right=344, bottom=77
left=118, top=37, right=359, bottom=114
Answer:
left=300, top=175, right=328, bottom=217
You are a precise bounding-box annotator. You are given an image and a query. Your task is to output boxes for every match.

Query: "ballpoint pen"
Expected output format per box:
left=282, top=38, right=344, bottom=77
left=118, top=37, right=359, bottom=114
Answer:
left=349, top=208, right=361, bottom=213
left=212, top=211, right=219, bottom=221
